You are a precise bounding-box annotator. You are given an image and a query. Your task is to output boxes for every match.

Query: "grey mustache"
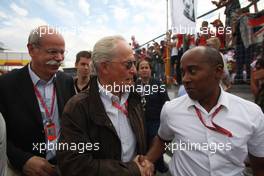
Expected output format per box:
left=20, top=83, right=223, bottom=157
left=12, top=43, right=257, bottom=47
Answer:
left=46, top=60, right=63, bottom=66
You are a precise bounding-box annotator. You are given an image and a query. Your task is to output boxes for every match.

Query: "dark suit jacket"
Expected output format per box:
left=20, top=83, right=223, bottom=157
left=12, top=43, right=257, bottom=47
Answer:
left=0, top=65, right=75, bottom=171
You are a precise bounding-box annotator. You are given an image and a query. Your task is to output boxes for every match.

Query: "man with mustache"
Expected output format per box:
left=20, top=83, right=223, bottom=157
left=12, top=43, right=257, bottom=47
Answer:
left=0, top=25, right=75, bottom=176
left=140, top=46, right=264, bottom=176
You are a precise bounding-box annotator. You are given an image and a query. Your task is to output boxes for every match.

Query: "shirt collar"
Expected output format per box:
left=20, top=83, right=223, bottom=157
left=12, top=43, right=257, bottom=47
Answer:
left=185, top=87, right=230, bottom=111
left=97, top=79, right=129, bottom=105
left=28, top=63, right=56, bottom=86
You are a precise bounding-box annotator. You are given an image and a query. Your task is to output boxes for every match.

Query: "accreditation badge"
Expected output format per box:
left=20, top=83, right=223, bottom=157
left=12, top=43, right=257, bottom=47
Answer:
left=45, top=121, right=56, bottom=141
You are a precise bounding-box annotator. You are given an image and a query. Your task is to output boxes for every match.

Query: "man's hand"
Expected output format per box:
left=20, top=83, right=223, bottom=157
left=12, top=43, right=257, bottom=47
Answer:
left=134, top=155, right=154, bottom=176
left=22, top=156, right=56, bottom=176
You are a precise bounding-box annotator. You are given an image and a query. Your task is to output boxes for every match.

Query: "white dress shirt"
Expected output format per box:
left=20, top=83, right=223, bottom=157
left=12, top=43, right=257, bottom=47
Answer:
left=159, top=89, right=264, bottom=176
left=98, top=80, right=136, bottom=162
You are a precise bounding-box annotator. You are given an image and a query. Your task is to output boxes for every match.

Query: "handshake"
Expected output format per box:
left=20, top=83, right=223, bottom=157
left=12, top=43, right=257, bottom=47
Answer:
left=134, top=155, right=155, bottom=176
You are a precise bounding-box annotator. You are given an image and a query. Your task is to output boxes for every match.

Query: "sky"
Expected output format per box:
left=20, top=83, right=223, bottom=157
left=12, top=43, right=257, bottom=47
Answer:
left=0, top=0, right=263, bottom=67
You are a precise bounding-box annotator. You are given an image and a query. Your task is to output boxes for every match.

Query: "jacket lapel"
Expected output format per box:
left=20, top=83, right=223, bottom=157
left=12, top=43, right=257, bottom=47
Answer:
left=54, top=75, right=63, bottom=117
left=88, top=77, right=118, bottom=136
left=127, top=93, right=147, bottom=154
left=17, top=65, right=43, bottom=127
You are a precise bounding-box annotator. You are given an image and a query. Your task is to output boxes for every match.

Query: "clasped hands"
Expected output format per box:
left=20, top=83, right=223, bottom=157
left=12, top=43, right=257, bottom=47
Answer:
left=134, top=155, right=154, bottom=176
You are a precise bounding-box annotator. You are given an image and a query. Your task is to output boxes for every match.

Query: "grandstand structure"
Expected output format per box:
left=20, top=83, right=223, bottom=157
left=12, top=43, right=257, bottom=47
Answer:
left=0, top=51, right=31, bottom=71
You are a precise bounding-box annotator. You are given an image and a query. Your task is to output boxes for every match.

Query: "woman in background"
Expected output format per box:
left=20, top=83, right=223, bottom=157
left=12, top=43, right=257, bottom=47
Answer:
left=136, top=60, right=170, bottom=174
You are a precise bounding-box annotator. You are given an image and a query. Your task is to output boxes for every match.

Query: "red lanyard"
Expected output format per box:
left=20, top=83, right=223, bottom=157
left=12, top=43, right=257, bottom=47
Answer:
left=194, top=105, right=233, bottom=137
left=112, top=101, right=128, bottom=117
left=34, top=85, right=56, bottom=119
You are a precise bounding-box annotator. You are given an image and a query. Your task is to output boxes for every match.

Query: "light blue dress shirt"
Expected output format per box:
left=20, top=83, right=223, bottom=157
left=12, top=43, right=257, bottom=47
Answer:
left=28, top=64, right=60, bottom=160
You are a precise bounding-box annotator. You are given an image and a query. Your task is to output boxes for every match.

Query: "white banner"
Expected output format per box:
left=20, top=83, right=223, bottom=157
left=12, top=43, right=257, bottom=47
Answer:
left=171, top=0, right=197, bottom=34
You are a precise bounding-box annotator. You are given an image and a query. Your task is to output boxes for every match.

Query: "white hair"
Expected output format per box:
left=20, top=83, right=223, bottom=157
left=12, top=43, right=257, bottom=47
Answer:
left=91, top=35, right=126, bottom=73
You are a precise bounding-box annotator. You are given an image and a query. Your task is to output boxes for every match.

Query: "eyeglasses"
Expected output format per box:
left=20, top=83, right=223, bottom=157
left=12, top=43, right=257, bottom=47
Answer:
left=109, top=60, right=137, bottom=70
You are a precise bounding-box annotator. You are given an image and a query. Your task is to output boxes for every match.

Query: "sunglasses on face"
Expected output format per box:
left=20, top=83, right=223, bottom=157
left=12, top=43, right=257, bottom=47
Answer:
left=110, top=60, right=137, bottom=70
